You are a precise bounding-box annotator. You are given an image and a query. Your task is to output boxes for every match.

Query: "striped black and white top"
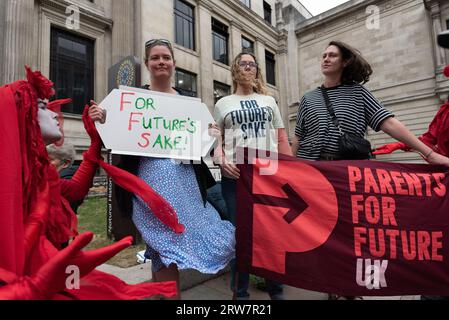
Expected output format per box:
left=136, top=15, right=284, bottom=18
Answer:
left=295, top=84, right=394, bottom=160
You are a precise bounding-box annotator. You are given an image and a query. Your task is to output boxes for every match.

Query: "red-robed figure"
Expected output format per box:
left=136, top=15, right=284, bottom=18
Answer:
left=0, top=67, right=179, bottom=299
left=374, top=67, right=449, bottom=158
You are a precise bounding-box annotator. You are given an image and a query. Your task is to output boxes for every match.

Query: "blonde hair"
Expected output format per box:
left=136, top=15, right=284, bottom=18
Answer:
left=231, top=52, right=268, bottom=95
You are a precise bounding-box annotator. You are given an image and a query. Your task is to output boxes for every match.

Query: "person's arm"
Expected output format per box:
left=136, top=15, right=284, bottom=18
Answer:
left=380, top=117, right=449, bottom=166
left=60, top=105, right=102, bottom=202
left=291, top=96, right=308, bottom=158
left=212, top=102, right=240, bottom=179
left=277, top=129, right=292, bottom=156
left=211, top=130, right=240, bottom=180
left=291, top=135, right=300, bottom=157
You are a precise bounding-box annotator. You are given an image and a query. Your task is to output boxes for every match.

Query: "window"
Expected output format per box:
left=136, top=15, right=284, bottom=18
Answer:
left=175, top=69, right=197, bottom=97
left=214, top=81, right=231, bottom=104
left=50, top=27, right=94, bottom=115
left=263, top=1, right=272, bottom=24
left=265, top=50, right=276, bottom=86
left=212, top=18, right=229, bottom=65
left=174, top=0, right=195, bottom=50
left=241, top=0, right=251, bottom=8
left=241, top=36, right=254, bottom=54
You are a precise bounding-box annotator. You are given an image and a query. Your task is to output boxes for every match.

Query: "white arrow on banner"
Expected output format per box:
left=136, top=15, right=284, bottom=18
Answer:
left=95, top=86, right=215, bottom=161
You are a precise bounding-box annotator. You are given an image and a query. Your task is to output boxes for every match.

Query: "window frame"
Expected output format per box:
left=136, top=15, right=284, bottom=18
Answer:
left=265, top=50, right=276, bottom=86
left=263, top=1, right=272, bottom=25
left=50, top=27, right=95, bottom=115
left=174, top=0, right=196, bottom=51
left=241, top=36, right=254, bottom=54
left=213, top=81, right=231, bottom=104
left=212, top=18, right=229, bottom=65
left=175, top=68, right=198, bottom=97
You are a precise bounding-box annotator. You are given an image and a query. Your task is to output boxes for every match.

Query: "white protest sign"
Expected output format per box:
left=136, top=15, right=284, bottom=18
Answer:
left=95, top=86, right=215, bottom=161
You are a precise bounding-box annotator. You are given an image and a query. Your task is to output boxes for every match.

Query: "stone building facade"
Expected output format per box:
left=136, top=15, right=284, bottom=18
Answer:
left=1, top=0, right=449, bottom=164
left=0, top=0, right=305, bottom=161
left=285, top=0, right=449, bottom=163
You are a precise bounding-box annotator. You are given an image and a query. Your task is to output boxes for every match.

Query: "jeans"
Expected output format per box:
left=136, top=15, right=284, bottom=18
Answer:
left=221, top=177, right=283, bottom=298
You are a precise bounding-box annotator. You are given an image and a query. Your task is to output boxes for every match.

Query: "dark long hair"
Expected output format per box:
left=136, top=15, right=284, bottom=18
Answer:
left=328, top=41, right=373, bottom=85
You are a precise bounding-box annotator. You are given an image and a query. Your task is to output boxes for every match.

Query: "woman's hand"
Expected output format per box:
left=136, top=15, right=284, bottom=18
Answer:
left=207, top=123, right=240, bottom=178
left=208, top=123, right=222, bottom=139
left=220, top=158, right=240, bottom=180
left=88, top=100, right=106, bottom=124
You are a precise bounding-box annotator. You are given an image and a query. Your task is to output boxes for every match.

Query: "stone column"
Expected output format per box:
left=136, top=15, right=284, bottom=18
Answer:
left=255, top=38, right=266, bottom=82
left=429, top=1, right=446, bottom=70
left=198, top=3, right=214, bottom=111
left=276, top=30, right=290, bottom=133
left=2, top=0, right=36, bottom=84
left=230, top=20, right=242, bottom=60
left=134, top=0, right=143, bottom=61
left=112, top=0, right=135, bottom=65
left=0, top=0, right=6, bottom=81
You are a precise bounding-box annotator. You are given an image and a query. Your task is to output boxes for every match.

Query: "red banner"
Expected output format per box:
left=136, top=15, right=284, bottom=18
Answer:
left=236, top=149, right=449, bottom=296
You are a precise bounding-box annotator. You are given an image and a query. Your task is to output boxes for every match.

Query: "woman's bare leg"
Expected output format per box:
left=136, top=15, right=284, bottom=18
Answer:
left=153, top=264, right=180, bottom=300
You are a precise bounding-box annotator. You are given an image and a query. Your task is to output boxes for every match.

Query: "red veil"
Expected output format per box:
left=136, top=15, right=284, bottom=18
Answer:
left=0, top=67, right=177, bottom=299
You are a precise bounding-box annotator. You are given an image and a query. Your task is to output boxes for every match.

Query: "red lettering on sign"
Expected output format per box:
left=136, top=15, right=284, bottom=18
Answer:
left=381, top=197, right=397, bottom=226
left=433, top=173, right=447, bottom=197
left=390, top=171, right=408, bottom=195
left=376, top=169, right=394, bottom=194
left=129, top=112, right=142, bottom=131
left=138, top=133, right=151, bottom=148
left=348, top=166, right=362, bottom=192
left=386, top=229, right=399, bottom=259
left=120, top=92, right=135, bottom=111
left=364, top=168, right=380, bottom=193
left=432, top=231, right=444, bottom=261
left=354, top=227, right=367, bottom=257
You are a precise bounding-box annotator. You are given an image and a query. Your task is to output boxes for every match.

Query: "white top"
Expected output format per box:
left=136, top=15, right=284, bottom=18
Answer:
left=214, top=93, right=284, bottom=155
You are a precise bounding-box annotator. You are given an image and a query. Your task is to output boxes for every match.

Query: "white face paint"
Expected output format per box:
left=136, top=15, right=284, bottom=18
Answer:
left=37, top=100, right=62, bottom=145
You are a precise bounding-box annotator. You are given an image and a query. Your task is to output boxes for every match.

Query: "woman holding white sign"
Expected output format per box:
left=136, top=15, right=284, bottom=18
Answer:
left=213, top=52, right=292, bottom=300
left=90, top=39, right=235, bottom=299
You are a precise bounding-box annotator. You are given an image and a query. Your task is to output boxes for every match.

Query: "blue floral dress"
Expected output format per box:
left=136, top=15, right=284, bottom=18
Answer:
left=132, top=158, right=235, bottom=273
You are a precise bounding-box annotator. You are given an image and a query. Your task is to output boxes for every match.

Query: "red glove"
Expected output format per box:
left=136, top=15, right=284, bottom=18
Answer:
left=82, top=105, right=102, bottom=161
left=373, top=142, right=408, bottom=155
left=0, top=232, right=132, bottom=300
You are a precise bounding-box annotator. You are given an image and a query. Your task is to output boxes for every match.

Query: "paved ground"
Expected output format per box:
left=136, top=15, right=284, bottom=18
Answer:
left=96, top=263, right=420, bottom=300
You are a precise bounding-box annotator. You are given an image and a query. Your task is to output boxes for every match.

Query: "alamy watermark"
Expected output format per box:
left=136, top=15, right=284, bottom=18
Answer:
left=168, top=126, right=280, bottom=176
left=366, top=5, right=380, bottom=30
left=65, top=5, right=80, bottom=30
left=65, top=265, right=80, bottom=290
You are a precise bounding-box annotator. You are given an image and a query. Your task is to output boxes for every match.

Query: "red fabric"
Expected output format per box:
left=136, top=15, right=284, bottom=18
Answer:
left=46, top=166, right=78, bottom=248
left=420, top=103, right=449, bottom=157
left=372, top=141, right=408, bottom=155
left=59, top=107, right=100, bottom=204
left=0, top=67, right=177, bottom=300
left=0, top=80, right=25, bottom=275
left=237, top=149, right=449, bottom=296
left=82, top=107, right=185, bottom=234
left=1, top=232, right=177, bottom=300
left=373, top=103, right=449, bottom=157
left=444, top=66, right=449, bottom=78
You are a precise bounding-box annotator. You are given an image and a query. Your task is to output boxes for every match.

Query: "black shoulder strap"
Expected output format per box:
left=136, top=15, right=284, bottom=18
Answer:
left=319, top=86, right=342, bottom=134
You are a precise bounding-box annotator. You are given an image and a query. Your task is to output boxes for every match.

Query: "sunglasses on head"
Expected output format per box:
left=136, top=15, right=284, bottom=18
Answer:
left=145, top=39, right=173, bottom=49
